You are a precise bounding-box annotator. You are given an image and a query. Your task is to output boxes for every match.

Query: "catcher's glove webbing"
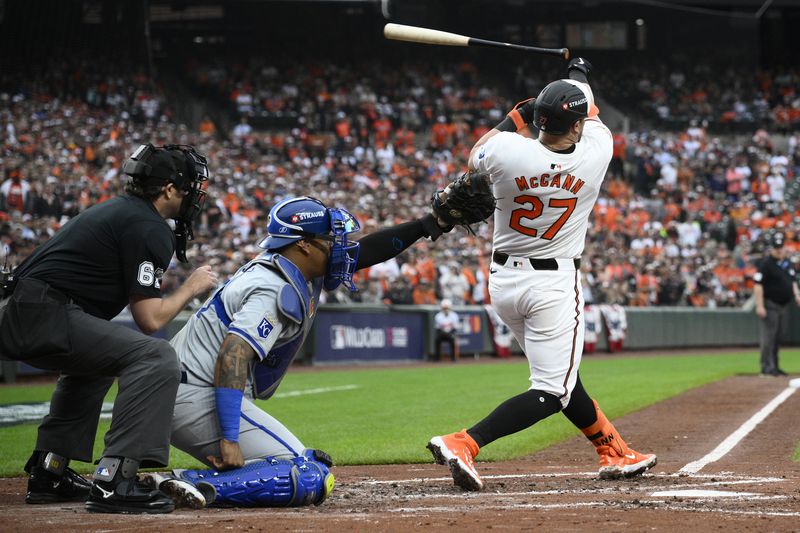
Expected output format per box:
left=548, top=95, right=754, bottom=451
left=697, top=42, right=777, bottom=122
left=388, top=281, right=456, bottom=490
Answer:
left=431, top=171, right=496, bottom=235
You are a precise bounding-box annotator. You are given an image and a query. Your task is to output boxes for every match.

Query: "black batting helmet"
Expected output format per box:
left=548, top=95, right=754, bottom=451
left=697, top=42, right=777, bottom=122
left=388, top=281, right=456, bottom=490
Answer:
left=533, top=80, right=590, bottom=135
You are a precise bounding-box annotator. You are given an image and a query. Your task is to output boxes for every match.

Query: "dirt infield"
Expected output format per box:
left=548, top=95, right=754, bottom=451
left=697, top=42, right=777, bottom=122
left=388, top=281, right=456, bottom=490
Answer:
left=2, top=374, right=799, bottom=531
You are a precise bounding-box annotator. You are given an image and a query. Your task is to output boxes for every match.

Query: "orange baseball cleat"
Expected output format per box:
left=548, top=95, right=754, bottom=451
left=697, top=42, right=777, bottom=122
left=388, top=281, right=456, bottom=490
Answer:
left=595, top=444, right=657, bottom=480
left=427, top=430, right=484, bottom=491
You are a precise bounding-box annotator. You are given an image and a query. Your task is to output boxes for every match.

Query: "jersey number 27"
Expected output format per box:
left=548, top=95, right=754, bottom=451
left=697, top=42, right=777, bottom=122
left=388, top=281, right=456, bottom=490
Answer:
left=509, top=194, right=577, bottom=240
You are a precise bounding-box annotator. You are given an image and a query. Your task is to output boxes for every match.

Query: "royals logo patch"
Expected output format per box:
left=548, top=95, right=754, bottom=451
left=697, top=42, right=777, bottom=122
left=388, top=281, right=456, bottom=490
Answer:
left=257, top=317, right=274, bottom=338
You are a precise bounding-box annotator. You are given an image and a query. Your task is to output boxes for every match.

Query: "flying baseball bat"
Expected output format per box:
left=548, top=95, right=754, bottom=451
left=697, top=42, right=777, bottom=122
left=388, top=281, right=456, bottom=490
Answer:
left=384, top=23, right=569, bottom=60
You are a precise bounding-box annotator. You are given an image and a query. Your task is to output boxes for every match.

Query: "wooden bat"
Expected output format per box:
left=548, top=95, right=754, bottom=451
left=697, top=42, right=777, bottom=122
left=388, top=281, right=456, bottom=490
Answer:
left=384, top=23, right=569, bottom=60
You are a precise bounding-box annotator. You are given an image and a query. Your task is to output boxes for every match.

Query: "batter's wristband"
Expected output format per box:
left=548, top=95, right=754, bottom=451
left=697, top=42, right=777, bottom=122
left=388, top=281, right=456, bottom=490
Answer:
left=215, top=387, right=243, bottom=443
left=507, top=108, right=527, bottom=132
left=494, top=116, right=517, bottom=133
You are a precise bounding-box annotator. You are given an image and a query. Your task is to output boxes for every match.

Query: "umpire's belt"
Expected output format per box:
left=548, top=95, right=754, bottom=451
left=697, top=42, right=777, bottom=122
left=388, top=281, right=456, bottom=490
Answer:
left=492, top=251, right=580, bottom=271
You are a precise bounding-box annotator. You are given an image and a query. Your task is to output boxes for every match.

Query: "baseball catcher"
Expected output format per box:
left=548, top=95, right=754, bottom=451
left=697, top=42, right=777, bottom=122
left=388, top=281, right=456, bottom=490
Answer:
left=167, top=195, right=452, bottom=507
left=431, top=170, right=496, bottom=234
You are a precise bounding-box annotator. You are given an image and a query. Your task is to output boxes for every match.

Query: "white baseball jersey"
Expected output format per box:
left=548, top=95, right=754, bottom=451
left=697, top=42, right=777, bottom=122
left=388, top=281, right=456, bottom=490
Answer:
left=475, top=79, right=612, bottom=406
left=472, top=80, right=612, bottom=259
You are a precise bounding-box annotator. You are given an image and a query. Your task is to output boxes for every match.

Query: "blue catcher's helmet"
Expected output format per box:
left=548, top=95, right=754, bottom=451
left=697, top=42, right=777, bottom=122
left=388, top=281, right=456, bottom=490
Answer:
left=258, top=196, right=361, bottom=292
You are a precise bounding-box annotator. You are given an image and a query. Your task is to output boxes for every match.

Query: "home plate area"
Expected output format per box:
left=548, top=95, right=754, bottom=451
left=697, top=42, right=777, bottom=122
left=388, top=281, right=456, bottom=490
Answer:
left=329, top=468, right=800, bottom=519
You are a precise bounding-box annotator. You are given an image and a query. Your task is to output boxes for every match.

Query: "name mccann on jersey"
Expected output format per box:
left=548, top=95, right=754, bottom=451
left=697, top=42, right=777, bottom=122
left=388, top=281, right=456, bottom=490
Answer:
left=514, top=173, right=585, bottom=194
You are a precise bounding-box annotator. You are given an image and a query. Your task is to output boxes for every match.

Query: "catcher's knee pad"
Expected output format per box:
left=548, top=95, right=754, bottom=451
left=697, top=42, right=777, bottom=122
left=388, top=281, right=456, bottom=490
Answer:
left=177, top=456, right=334, bottom=507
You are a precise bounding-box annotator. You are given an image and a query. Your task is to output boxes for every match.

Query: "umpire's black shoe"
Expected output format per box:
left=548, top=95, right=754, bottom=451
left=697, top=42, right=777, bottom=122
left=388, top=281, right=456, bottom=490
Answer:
left=26, top=466, right=92, bottom=504
left=85, top=477, right=175, bottom=514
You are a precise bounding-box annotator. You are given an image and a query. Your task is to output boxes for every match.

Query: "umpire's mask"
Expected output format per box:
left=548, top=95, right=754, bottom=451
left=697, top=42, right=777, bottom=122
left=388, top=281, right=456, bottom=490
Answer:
left=123, top=143, right=210, bottom=262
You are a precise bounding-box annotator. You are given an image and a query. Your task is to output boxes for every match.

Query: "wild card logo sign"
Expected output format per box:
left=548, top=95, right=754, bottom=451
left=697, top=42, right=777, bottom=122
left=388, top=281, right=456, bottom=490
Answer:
left=317, top=312, right=424, bottom=361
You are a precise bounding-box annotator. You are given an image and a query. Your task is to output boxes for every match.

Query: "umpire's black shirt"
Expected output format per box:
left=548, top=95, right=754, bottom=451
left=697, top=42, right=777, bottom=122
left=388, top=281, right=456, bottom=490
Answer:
left=755, top=255, right=797, bottom=305
left=15, top=195, right=175, bottom=320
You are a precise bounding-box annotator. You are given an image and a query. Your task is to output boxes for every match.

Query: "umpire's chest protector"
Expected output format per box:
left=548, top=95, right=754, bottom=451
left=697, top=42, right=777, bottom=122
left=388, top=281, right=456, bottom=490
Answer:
left=250, top=253, right=322, bottom=400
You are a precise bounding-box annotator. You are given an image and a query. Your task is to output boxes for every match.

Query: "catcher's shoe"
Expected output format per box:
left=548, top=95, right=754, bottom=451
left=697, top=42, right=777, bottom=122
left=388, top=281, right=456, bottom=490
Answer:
left=595, top=445, right=657, bottom=480
left=427, top=430, right=484, bottom=491
left=140, top=472, right=215, bottom=509
left=25, top=465, right=92, bottom=504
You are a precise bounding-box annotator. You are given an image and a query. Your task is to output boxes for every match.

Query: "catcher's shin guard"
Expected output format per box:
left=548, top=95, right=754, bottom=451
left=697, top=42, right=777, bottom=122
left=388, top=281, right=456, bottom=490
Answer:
left=580, top=400, right=656, bottom=479
left=176, top=455, right=334, bottom=507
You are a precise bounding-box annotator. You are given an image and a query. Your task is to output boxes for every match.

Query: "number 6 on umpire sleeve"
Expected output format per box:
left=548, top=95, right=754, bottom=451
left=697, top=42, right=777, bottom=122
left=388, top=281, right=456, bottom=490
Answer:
left=137, top=261, right=155, bottom=286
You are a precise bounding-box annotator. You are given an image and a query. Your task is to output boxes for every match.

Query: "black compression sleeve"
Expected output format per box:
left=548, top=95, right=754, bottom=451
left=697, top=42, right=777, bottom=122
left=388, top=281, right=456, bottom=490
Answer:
left=494, top=116, right=517, bottom=132
left=354, top=215, right=444, bottom=271
left=561, top=374, right=597, bottom=429
left=467, top=389, right=561, bottom=448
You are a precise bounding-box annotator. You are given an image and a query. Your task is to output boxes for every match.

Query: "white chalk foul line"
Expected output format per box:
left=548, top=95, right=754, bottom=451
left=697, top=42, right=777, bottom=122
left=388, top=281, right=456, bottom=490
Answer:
left=363, top=472, right=783, bottom=485
left=650, top=489, right=785, bottom=499
left=679, top=386, right=797, bottom=474
left=272, top=385, right=359, bottom=398
left=389, top=501, right=800, bottom=516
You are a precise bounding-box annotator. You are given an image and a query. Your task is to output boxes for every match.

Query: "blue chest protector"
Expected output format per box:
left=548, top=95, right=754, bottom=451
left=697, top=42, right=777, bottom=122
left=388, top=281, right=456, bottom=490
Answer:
left=248, top=253, right=322, bottom=400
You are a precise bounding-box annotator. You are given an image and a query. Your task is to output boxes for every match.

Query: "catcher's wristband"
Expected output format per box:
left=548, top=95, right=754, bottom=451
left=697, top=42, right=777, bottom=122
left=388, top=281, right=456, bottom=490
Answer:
left=215, top=387, right=243, bottom=442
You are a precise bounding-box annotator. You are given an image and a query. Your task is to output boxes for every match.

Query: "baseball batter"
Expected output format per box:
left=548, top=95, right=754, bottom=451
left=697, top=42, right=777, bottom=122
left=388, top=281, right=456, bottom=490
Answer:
left=169, top=196, right=450, bottom=506
left=427, top=58, right=656, bottom=491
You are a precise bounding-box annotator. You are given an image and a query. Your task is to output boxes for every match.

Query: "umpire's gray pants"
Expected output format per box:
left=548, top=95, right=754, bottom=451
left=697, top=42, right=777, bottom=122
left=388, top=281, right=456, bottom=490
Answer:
left=171, top=383, right=304, bottom=466
left=759, top=299, right=788, bottom=374
left=0, top=279, right=180, bottom=467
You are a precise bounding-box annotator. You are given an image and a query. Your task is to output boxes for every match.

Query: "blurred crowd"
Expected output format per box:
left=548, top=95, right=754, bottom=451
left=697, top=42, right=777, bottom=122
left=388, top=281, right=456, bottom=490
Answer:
left=191, top=57, right=800, bottom=132
left=1, top=58, right=798, bottom=310
left=605, top=64, right=800, bottom=131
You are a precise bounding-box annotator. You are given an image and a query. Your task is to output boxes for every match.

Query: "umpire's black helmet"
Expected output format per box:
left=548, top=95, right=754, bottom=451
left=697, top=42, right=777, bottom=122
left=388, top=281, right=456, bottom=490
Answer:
left=533, top=80, right=590, bottom=135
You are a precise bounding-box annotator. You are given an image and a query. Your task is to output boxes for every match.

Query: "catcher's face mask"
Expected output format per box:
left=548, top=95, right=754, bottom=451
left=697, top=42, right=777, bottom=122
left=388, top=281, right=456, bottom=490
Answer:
left=123, top=143, right=210, bottom=262
left=321, top=207, right=361, bottom=292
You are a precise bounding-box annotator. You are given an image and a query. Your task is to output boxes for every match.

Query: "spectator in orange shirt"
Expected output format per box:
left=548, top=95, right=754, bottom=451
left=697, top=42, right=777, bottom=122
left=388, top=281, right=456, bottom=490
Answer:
left=611, top=133, right=626, bottom=179
left=430, top=116, right=451, bottom=149
left=373, top=115, right=393, bottom=145
left=412, top=279, right=437, bottom=305
left=199, top=116, right=216, bottom=137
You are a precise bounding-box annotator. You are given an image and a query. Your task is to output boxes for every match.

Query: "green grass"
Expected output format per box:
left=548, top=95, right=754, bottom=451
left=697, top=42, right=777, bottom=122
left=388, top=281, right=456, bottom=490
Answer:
left=1, top=350, right=798, bottom=476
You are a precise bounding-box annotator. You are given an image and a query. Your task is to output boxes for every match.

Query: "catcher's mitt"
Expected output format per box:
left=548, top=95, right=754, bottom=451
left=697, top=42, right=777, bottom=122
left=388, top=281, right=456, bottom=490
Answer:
left=432, top=170, right=496, bottom=234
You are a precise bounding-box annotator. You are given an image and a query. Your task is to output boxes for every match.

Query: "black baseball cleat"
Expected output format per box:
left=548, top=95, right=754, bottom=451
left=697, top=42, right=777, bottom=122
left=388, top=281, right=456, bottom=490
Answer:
left=26, top=466, right=93, bottom=504
left=85, top=477, right=175, bottom=514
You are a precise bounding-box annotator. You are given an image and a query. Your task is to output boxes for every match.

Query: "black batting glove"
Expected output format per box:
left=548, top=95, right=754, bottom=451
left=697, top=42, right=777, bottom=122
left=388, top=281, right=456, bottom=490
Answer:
left=567, top=57, right=592, bottom=82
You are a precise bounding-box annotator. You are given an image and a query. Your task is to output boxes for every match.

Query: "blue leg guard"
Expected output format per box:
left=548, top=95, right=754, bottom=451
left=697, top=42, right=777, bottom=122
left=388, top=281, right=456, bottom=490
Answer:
left=177, top=455, right=334, bottom=507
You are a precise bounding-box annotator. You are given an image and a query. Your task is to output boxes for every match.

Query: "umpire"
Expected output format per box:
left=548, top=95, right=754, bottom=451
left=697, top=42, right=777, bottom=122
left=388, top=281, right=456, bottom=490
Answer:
left=0, top=144, right=218, bottom=513
left=754, top=232, right=800, bottom=376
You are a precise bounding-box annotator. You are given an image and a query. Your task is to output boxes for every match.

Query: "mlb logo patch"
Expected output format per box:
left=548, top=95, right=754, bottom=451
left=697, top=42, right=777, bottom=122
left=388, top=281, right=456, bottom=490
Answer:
left=258, top=317, right=274, bottom=339
left=96, top=467, right=110, bottom=477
